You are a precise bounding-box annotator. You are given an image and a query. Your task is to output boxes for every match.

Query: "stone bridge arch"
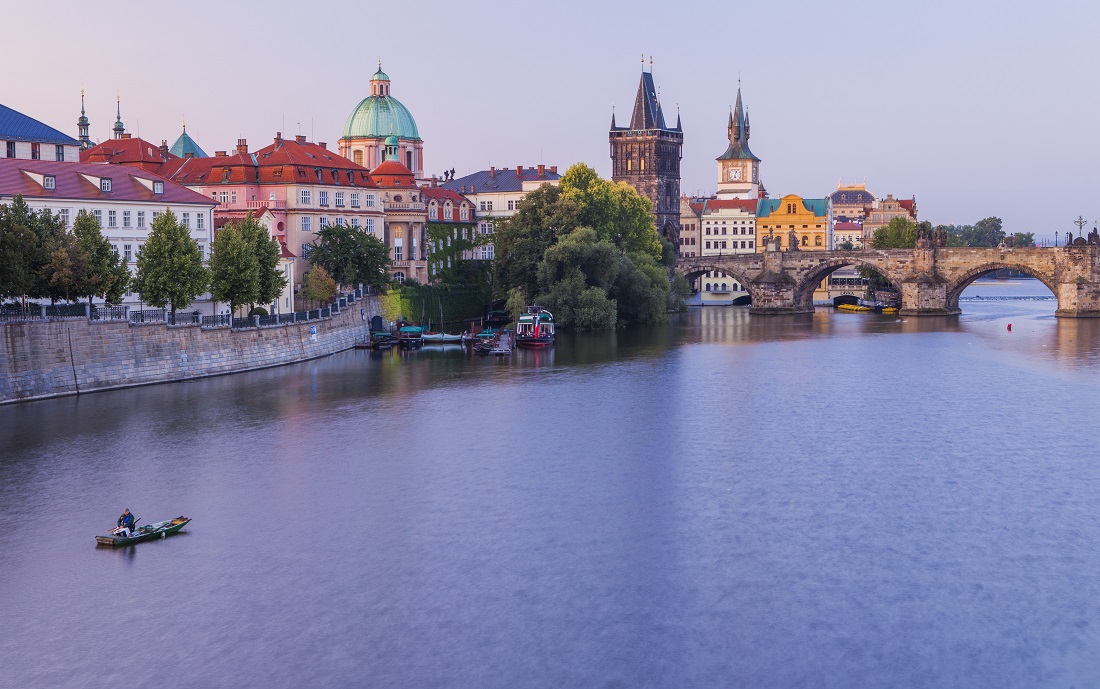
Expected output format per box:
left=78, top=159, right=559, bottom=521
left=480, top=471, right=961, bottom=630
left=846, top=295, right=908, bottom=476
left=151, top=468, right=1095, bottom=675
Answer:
left=792, top=255, right=902, bottom=306
left=680, top=263, right=756, bottom=295
left=944, top=262, right=1059, bottom=311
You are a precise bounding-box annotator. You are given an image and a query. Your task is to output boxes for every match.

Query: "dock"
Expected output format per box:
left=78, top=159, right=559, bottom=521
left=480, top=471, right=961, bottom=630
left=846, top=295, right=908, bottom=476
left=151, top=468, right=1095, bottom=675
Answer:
left=490, top=330, right=514, bottom=355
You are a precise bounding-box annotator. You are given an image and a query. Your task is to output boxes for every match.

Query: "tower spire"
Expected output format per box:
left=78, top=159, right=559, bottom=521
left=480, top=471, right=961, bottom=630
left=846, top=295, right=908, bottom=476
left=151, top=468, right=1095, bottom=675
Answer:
left=77, top=88, right=91, bottom=149
left=112, top=95, right=125, bottom=139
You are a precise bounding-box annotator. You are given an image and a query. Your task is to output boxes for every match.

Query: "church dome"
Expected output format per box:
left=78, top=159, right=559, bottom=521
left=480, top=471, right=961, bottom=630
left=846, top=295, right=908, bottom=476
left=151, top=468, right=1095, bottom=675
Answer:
left=341, top=94, right=420, bottom=141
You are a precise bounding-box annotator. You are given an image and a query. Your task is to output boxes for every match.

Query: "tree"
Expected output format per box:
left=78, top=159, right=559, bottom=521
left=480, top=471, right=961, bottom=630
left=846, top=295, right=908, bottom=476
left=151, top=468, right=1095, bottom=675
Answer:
left=1007, top=232, right=1035, bottom=248
left=309, top=222, right=390, bottom=288
left=0, top=215, right=39, bottom=308
left=209, top=221, right=260, bottom=314
left=301, top=264, right=337, bottom=307
left=240, top=213, right=287, bottom=307
left=45, top=227, right=88, bottom=303
left=870, top=216, right=917, bottom=249
left=133, top=209, right=209, bottom=315
left=72, top=210, right=129, bottom=306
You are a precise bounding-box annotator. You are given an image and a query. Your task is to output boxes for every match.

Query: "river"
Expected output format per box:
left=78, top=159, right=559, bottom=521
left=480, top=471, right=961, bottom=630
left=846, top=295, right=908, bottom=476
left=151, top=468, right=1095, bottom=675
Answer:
left=2, top=278, right=1100, bottom=689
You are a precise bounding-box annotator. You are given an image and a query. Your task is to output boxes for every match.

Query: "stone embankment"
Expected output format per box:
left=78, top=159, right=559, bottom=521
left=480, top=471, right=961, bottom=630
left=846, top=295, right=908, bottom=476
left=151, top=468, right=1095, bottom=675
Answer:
left=0, top=297, right=382, bottom=404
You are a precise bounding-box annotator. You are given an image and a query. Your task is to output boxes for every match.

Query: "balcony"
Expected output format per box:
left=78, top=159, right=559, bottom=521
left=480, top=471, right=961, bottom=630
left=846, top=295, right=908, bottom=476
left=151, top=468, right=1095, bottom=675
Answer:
left=384, top=202, right=425, bottom=211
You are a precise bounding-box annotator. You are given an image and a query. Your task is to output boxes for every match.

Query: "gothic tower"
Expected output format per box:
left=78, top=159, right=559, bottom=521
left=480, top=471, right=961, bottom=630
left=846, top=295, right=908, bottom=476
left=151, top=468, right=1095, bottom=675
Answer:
left=112, top=97, right=125, bottom=139
left=609, top=62, right=683, bottom=243
left=715, top=86, right=761, bottom=200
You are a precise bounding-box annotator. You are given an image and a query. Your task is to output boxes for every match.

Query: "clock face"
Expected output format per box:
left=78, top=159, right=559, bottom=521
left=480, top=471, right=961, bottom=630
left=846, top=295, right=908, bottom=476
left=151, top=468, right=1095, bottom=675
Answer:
left=728, top=167, right=742, bottom=181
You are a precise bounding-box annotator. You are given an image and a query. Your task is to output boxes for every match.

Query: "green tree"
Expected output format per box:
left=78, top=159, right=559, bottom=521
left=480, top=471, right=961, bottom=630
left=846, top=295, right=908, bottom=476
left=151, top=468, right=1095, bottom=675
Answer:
left=209, top=221, right=260, bottom=314
left=2, top=196, right=65, bottom=300
left=870, top=216, right=918, bottom=249
left=240, top=213, right=287, bottom=307
left=494, top=183, right=578, bottom=299
left=45, top=227, right=88, bottom=303
left=72, top=210, right=130, bottom=306
left=309, top=221, right=390, bottom=288
left=301, top=264, right=337, bottom=307
left=1008, top=232, right=1035, bottom=248
left=0, top=213, right=39, bottom=307
left=133, top=209, right=209, bottom=315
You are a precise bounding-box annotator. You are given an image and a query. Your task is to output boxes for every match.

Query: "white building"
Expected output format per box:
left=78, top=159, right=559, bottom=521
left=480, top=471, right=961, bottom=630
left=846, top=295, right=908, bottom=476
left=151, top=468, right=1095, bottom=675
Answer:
left=441, top=165, right=561, bottom=261
left=0, top=158, right=216, bottom=310
left=1, top=103, right=81, bottom=162
left=696, top=198, right=756, bottom=305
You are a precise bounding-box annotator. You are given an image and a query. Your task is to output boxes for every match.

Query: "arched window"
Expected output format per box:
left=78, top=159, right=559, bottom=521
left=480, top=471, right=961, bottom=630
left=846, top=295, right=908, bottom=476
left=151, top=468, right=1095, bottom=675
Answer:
left=815, top=236, right=823, bottom=246
left=353, top=150, right=363, bottom=166
left=705, top=283, right=711, bottom=292
left=721, top=283, right=727, bottom=291
left=393, top=271, right=405, bottom=284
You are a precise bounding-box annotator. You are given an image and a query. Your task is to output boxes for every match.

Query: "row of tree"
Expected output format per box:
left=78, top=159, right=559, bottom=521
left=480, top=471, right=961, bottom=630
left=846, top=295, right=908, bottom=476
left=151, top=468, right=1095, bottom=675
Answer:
left=838, top=216, right=1034, bottom=251
left=494, top=163, right=682, bottom=329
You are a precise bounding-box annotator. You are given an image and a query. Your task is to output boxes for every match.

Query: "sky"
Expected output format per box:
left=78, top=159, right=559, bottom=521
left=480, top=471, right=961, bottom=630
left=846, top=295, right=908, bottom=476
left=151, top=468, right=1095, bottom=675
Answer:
left=4, top=0, right=1098, bottom=240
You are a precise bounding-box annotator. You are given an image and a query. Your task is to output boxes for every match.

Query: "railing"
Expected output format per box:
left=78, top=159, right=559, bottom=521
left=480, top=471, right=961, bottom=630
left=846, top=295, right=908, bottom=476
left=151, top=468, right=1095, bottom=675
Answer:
left=129, top=309, right=167, bottom=324
left=232, top=317, right=254, bottom=329
left=202, top=314, right=232, bottom=328
left=46, top=303, right=88, bottom=318
left=167, top=312, right=202, bottom=326
left=93, top=306, right=129, bottom=321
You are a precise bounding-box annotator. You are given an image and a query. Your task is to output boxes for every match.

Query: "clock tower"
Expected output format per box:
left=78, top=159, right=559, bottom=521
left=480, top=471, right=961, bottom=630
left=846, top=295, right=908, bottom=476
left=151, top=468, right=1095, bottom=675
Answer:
left=716, top=86, right=761, bottom=200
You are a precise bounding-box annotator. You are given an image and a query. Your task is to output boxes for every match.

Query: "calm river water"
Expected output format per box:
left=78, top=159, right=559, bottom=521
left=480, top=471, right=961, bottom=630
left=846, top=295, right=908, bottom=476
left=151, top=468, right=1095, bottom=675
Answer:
left=3, top=279, right=1100, bottom=689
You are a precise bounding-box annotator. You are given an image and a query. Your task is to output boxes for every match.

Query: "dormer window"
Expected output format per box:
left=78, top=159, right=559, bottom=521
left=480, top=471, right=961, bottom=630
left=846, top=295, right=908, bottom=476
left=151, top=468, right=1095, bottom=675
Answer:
left=153, top=181, right=164, bottom=194
left=43, top=175, right=55, bottom=190
left=100, top=178, right=112, bottom=192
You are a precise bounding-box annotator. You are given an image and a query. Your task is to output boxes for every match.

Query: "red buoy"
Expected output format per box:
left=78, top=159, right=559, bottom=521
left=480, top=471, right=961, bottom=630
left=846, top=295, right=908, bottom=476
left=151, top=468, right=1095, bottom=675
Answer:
left=1007, top=323, right=1012, bottom=331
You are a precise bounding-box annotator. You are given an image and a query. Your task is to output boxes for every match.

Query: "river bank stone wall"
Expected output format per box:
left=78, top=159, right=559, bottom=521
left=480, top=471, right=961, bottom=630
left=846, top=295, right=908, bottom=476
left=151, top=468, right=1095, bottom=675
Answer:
left=0, top=297, right=382, bottom=404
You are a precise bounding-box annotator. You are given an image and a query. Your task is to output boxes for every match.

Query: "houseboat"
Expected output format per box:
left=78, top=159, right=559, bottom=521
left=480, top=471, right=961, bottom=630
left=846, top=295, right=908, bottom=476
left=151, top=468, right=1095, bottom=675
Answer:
left=516, top=307, right=554, bottom=348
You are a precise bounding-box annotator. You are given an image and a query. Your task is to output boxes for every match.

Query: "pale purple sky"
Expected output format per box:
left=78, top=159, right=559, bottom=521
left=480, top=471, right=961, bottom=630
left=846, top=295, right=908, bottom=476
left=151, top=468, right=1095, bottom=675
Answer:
left=5, top=0, right=1098, bottom=239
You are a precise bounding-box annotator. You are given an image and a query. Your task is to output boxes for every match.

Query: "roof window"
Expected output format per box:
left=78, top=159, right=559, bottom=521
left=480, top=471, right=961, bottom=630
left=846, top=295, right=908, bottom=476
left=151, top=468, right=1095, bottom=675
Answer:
left=100, top=178, right=112, bottom=192
left=153, top=181, right=164, bottom=194
left=43, top=175, right=56, bottom=190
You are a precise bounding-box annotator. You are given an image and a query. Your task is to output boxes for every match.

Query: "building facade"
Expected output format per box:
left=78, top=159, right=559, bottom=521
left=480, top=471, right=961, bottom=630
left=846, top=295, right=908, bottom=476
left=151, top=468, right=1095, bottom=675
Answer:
left=0, top=158, right=216, bottom=309
left=609, top=67, right=683, bottom=242
left=441, top=165, right=561, bottom=262
left=422, top=186, right=478, bottom=281
left=369, top=135, right=428, bottom=284
left=862, top=193, right=917, bottom=244
left=339, top=65, right=424, bottom=177
left=1, top=103, right=80, bottom=162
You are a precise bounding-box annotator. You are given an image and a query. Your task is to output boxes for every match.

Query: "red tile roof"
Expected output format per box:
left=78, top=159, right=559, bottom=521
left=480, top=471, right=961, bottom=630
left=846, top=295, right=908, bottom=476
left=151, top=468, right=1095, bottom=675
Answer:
left=422, top=186, right=473, bottom=222
left=80, top=136, right=177, bottom=171
left=0, top=158, right=215, bottom=205
left=369, top=159, right=416, bottom=188
left=834, top=221, right=862, bottom=230
left=898, top=199, right=916, bottom=212
left=703, top=199, right=758, bottom=213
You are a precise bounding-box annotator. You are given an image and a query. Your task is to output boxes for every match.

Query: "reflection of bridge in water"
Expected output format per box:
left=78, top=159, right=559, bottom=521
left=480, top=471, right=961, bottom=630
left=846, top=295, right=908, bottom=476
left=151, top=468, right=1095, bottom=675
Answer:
left=676, top=245, right=1100, bottom=317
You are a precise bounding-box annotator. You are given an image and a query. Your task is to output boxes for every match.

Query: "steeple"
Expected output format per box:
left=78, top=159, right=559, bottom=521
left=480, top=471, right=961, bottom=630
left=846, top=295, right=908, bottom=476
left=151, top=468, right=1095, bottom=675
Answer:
left=77, top=89, right=91, bottom=149
left=717, top=86, right=758, bottom=162
left=629, top=69, right=667, bottom=131
left=112, top=96, right=125, bottom=139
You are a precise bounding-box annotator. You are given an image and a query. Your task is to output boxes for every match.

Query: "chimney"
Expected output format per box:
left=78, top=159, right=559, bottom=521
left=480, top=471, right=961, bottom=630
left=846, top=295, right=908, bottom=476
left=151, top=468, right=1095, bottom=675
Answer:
left=121, top=133, right=132, bottom=140
left=489, top=166, right=495, bottom=177
left=295, top=135, right=306, bottom=144
left=159, top=140, right=169, bottom=157
left=549, top=166, right=557, bottom=174
left=236, top=139, right=248, bottom=154
left=318, top=142, right=327, bottom=150
left=461, top=185, right=466, bottom=193
left=516, top=165, right=522, bottom=177
left=215, top=151, right=228, bottom=157
left=537, top=164, right=545, bottom=176
left=275, top=132, right=282, bottom=142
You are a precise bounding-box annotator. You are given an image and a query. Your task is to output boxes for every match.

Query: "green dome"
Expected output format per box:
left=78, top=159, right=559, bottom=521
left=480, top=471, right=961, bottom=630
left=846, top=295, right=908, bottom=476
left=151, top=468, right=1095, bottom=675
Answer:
left=341, top=95, right=421, bottom=141
left=372, top=68, right=389, bottom=81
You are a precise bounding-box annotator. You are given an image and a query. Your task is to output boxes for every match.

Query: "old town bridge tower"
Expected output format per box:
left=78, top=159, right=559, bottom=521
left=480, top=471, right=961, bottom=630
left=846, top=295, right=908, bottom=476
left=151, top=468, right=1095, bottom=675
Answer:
left=609, top=64, right=683, bottom=243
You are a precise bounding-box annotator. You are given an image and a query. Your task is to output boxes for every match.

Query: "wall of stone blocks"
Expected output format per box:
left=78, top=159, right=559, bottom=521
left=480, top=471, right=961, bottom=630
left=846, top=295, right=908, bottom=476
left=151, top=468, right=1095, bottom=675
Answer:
left=0, top=297, right=383, bottom=404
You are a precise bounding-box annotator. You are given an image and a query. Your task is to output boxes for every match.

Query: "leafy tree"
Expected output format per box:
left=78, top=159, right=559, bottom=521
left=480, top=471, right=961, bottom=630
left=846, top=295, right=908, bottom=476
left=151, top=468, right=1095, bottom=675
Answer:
left=494, top=183, right=578, bottom=300
left=870, top=216, right=917, bottom=249
left=72, top=210, right=129, bottom=306
left=133, top=209, right=209, bottom=315
left=1008, top=232, right=1035, bottom=248
left=0, top=214, right=39, bottom=307
left=209, top=221, right=260, bottom=314
left=837, top=239, right=855, bottom=251
left=2, top=196, right=65, bottom=300
left=45, top=227, right=88, bottom=303
left=240, top=213, right=287, bottom=307
left=301, top=264, right=337, bottom=307
left=309, top=221, right=390, bottom=288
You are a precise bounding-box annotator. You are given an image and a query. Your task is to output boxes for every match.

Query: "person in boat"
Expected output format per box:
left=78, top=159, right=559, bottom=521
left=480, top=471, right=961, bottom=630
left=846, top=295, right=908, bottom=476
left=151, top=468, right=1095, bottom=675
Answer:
left=116, top=508, right=135, bottom=537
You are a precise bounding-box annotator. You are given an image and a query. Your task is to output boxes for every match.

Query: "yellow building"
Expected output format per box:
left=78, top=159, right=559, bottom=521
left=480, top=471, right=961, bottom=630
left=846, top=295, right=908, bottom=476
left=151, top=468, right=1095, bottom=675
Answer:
left=755, top=194, right=830, bottom=252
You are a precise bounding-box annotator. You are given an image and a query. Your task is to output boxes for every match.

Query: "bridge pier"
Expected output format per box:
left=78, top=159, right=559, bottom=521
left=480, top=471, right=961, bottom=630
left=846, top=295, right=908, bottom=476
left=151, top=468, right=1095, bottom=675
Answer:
left=748, top=262, right=813, bottom=315
left=1054, top=282, right=1100, bottom=318
left=899, top=274, right=959, bottom=316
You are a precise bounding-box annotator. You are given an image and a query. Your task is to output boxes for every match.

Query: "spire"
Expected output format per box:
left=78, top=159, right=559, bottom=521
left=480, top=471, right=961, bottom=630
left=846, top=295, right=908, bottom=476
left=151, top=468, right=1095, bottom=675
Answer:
left=77, top=89, right=91, bottom=149
left=716, top=85, right=759, bottom=162
left=112, top=95, right=125, bottom=139
left=675, top=103, right=681, bottom=132
left=629, top=70, right=667, bottom=130
left=611, top=103, right=617, bottom=130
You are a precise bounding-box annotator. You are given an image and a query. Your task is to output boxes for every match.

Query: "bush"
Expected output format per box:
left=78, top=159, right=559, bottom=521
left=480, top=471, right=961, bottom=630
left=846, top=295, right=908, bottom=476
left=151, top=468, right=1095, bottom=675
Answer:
left=248, top=306, right=268, bottom=317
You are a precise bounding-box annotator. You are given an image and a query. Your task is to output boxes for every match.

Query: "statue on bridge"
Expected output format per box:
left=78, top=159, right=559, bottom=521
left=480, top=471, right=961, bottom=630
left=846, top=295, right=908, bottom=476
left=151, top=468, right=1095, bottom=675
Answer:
left=1089, top=228, right=1099, bottom=245
left=788, top=228, right=800, bottom=251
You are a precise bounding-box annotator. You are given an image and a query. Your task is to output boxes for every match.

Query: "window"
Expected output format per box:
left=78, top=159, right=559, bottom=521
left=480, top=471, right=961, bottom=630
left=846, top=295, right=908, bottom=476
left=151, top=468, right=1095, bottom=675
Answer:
left=93, top=209, right=102, bottom=225
left=31, top=143, right=40, bottom=160
left=479, top=201, right=486, bottom=211
left=59, top=208, right=69, bottom=227
left=429, top=205, right=438, bottom=220
left=394, top=241, right=402, bottom=261
left=124, top=244, right=132, bottom=263
left=301, top=244, right=313, bottom=258
left=43, top=175, right=55, bottom=190
left=302, top=216, right=312, bottom=233
left=219, top=191, right=228, bottom=204
left=137, top=211, right=145, bottom=228
left=300, top=189, right=311, bottom=205
left=801, top=236, right=808, bottom=246
left=507, top=200, right=515, bottom=211
left=318, top=190, right=328, bottom=206
left=182, top=212, right=190, bottom=228
left=353, top=150, right=363, bottom=165
left=460, top=206, right=468, bottom=221
left=364, top=194, right=375, bottom=208
left=100, top=178, right=112, bottom=192
left=351, top=218, right=360, bottom=228
left=55, top=144, right=65, bottom=161
left=815, top=236, right=823, bottom=246
left=5, top=141, right=13, bottom=158
left=351, top=193, right=360, bottom=208
left=122, top=210, right=131, bottom=227
left=231, top=191, right=236, bottom=204
left=335, top=192, right=344, bottom=207
left=705, top=241, right=711, bottom=250
left=197, top=213, right=205, bottom=230
left=152, top=211, right=161, bottom=223
left=365, top=218, right=375, bottom=233
left=393, top=271, right=405, bottom=284
left=153, top=181, right=163, bottom=195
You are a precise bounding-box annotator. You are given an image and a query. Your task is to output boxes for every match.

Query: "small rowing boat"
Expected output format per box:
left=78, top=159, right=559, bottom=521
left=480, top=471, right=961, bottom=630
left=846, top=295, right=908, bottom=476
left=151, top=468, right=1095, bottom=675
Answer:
left=95, top=517, right=191, bottom=547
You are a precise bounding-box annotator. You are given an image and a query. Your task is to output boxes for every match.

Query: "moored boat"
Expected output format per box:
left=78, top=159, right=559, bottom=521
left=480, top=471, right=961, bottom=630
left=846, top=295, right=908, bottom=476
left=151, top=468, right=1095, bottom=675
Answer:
left=516, top=306, right=554, bottom=348
left=837, top=303, right=872, bottom=312
left=397, top=325, right=423, bottom=348
left=421, top=332, right=465, bottom=344
left=95, top=517, right=191, bottom=547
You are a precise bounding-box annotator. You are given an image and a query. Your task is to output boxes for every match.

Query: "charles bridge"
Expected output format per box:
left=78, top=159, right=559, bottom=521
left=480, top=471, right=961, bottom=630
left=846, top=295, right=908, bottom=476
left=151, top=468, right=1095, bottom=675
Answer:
left=676, top=242, right=1100, bottom=317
